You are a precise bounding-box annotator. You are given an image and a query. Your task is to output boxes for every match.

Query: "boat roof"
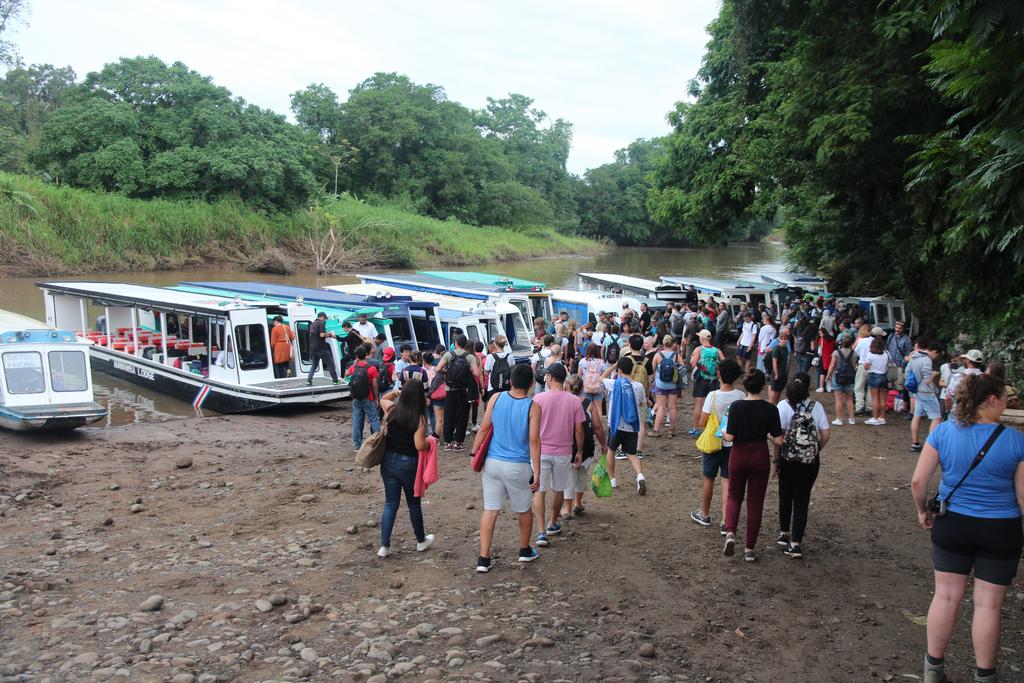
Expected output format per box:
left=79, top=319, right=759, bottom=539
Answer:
left=360, top=273, right=547, bottom=299
left=330, top=284, right=502, bottom=317
left=0, top=309, right=51, bottom=332
left=659, top=276, right=775, bottom=295
left=418, top=271, right=546, bottom=290
left=173, top=285, right=391, bottom=325
left=180, top=282, right=432, bottom=317
left=759, top=271, right=829, bottom=288
left=577, top=272, right=666, bottom=293
left=178, top=282, right=388, bottom=316
left=38, top=281, right=272, bottom=316
left=547, top=289, right=642, bottom=308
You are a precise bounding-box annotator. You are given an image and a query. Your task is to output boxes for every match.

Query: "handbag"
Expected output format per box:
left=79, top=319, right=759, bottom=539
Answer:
left=355, top=420, right=388, bottom=468
left=696, top=394, right=723, bottom=453
left=590, top=454, right=613, bottom=497
left=470, top=424, right=493, bottom=472
left=927, top=425, right=1004, bottom=515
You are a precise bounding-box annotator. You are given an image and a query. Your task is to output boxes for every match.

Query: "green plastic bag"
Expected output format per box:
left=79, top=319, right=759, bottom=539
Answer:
left=590, top=454, right=613, bottom=498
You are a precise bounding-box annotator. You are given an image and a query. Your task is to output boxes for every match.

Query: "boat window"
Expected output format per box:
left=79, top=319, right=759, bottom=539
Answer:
left=875, top=305, right=890, bottom=325
left=412, top=314, right=439, bottom=350
left=295, top=321, right=311, bottom=363
left=389, top=317, right=413, bottom=344
left=466, top=326, right=481, bottom=344
left=510, top=313, right=531, bottom=351
left=531, top=298, right=548, bottom=321
left=486, top=320, right=501, bottom=343
left=48, top=351, right=88, bottom=392
left=892, top=305, right=905, bottom=323
left=2, top=351, right=45, bottom=395
left=233, top=324, right=269, bottom=371
left=512, top=300, right=531, bottom=326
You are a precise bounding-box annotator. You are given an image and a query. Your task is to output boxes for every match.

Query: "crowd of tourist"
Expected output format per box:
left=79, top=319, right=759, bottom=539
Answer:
left=327, top=293, right=1022, bottom=683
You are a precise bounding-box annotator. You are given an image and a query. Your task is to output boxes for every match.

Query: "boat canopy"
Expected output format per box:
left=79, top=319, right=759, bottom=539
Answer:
left=759, top=271, right=829, bottom=291
left=417, top=271, right=546, bottom=291
left=175, top=284, right=391, bottom=328
left=38, top=281, right=272, bottom=317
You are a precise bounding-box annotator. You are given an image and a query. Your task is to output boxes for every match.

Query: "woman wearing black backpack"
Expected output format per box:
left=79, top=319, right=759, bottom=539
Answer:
left=827, top=334, right=858, bottom=425
left=774, top=373, right=831, bottom=558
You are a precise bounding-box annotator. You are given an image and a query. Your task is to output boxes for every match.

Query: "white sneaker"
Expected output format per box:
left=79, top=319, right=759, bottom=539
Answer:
left=815, top=388, right=825, bottom=393
left=610, top=478, right=617, bottom=489
left=377, top=546, right=390, bottom=559
left=847, top=418, right=856, bottom=425
left=831, top=418, right=843, bottom=426
left=864, top=418, right=878, bottom=425
left=874, top=418, right=886, bottom=425
left=416, top=534, right=435, bottom=552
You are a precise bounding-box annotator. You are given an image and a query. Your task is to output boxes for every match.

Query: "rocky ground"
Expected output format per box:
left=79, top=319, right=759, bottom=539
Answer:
left=1, top=396, right=1022, bottom=683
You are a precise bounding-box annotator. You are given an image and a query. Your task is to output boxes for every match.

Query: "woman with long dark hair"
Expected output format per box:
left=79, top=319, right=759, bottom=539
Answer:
left=911, top=373, right=1023, bottom=683
left=377, top=378, right=434, bottom=559
left=721, top=368, right=785, bottom=562
left=774, top=373, right=830, bottom=558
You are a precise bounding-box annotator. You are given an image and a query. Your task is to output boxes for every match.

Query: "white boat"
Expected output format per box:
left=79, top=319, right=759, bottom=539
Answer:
left=576, top=272, right=692, bottom=305
left=328, top=283, right=531, bottom=359
left=0, top=309, right=107, bottom=431
left=759, top=271, right=829, bottom=292
left=38, top=282, right=349, bottom=414
left=546, top=290, right=643, bottom=326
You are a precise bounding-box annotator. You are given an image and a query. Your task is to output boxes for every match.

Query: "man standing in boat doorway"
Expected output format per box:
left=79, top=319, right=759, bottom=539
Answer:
left=306, top=312, right=340, bottom=386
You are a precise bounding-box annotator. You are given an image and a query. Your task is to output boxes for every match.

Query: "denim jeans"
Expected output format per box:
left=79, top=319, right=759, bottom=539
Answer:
left=352, top=398, right=380, bottom=449
left=380, top=451, right=425, bottom=547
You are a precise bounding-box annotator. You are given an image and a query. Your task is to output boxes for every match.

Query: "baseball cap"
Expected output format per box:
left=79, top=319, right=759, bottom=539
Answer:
left=964, top=349, right=984, bottom=364
left=382, top=347, right=396, bottom=361
left=871, top=326, right=885, bottom=336
left=697, top=329, right=712, bottom=340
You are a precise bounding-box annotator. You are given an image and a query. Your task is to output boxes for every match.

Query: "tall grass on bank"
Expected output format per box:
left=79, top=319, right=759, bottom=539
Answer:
left=0, top=173, right=599, bottom=276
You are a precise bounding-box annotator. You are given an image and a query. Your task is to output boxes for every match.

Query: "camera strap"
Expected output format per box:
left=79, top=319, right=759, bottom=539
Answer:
left=941, top=424, right=1005, bottom=506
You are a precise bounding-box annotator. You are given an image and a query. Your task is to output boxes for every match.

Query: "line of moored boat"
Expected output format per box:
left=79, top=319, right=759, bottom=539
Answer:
left=0, top=270, right=907, bottom=431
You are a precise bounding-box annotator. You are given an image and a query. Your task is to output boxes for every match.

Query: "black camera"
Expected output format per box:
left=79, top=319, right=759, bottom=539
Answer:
left=926, top=494, right=946, bottom=516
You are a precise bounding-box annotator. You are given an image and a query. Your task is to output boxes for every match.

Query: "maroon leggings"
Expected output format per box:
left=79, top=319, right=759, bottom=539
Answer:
left=725, top=441, right=771, bottom=549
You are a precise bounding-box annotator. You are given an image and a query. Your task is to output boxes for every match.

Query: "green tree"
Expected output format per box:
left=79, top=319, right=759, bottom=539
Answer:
left=0, top=0, right=28, bottom=66
left=36, top=56, right=317, bottom=211
left=577, top=138, right=664, bottom=244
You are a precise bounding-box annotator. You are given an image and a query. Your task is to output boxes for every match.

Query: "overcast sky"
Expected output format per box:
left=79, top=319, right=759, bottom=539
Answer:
left=10, top=0, right=718, bottom=174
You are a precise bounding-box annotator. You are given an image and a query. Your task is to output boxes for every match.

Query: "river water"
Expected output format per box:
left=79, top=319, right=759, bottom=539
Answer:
left=0, top=243, right=788, bottom=425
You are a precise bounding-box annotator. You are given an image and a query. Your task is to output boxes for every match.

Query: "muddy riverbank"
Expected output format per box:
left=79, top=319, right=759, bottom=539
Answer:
left=2, top=394, right=1021, bottom=682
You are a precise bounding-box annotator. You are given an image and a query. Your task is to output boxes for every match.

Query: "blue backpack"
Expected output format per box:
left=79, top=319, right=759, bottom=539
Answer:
left=658, top=351, right=678, bottom=384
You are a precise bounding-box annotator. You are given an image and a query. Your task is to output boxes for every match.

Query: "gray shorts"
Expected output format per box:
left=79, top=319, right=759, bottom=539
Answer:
left=564, top=460, right=591, bottom=497
left=539, top=454, right=572, bottom=493
left=482, top=458, right=533, bottom=513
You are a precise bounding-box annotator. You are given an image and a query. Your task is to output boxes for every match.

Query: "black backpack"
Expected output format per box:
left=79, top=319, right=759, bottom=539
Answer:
left=605, top=335, right=621, bottom=365
left=834, top=348, right=856, bottom=385
left=445, top=352, right=473, bottom=389
left=349, top=363, right=372, bottom=400
left=573, top=397, right=596, bottom=462
left=490, top=353, right=512, bottom=392
left=534, top=359, right=548, bottom=385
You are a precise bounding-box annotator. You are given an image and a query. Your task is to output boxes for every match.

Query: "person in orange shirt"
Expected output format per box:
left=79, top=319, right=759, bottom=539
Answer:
left=270, top=315, right=296, bottom=378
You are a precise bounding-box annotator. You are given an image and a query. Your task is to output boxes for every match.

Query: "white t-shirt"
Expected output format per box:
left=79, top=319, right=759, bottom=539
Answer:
left=854, top=336, right=873, bottom=362
left=353, top=321, right=377, bottom=341
left=778, top=399, right=831, bottom=433
left=947, top=367, right=982, bottom=405
left=591, top=331, right=606, bottom=347
left=739, top=321, right=757, bottom=347
left=702, top=388, right=746, bottom=446
left=757, top=325, right=776, bottom=354
left=601, top=378, right=648, bottom=432
left=863, top=351, right=889, bottom=374
left=939, top=363, right=956, bottom=399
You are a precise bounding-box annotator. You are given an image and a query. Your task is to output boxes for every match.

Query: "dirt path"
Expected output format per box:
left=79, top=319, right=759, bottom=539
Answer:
left=1, top=394, right=1022, bottom=682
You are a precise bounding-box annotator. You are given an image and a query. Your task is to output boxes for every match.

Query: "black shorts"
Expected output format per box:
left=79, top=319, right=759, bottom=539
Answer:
left=770, top=375, right=788, bottom=393
left=609, top=430, right=638, bottom=455
left=693, top=377, right=718, bottom=398
left=931, top=511, right=1023, bottom=586
left=737, top=346, right=751, bottom=360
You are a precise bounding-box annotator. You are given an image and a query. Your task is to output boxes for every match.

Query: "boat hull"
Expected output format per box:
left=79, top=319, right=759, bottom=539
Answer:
left=0, top=402, right=107, bottom=431
left=89, top=348, right=348, bottom=414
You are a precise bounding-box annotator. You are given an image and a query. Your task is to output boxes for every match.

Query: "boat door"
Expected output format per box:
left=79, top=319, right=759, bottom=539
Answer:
left=456, top=316, right=487, bottom=347
left=286, top=305, right=317, bottom=378
left=226, top=309, right=274, bottom=384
